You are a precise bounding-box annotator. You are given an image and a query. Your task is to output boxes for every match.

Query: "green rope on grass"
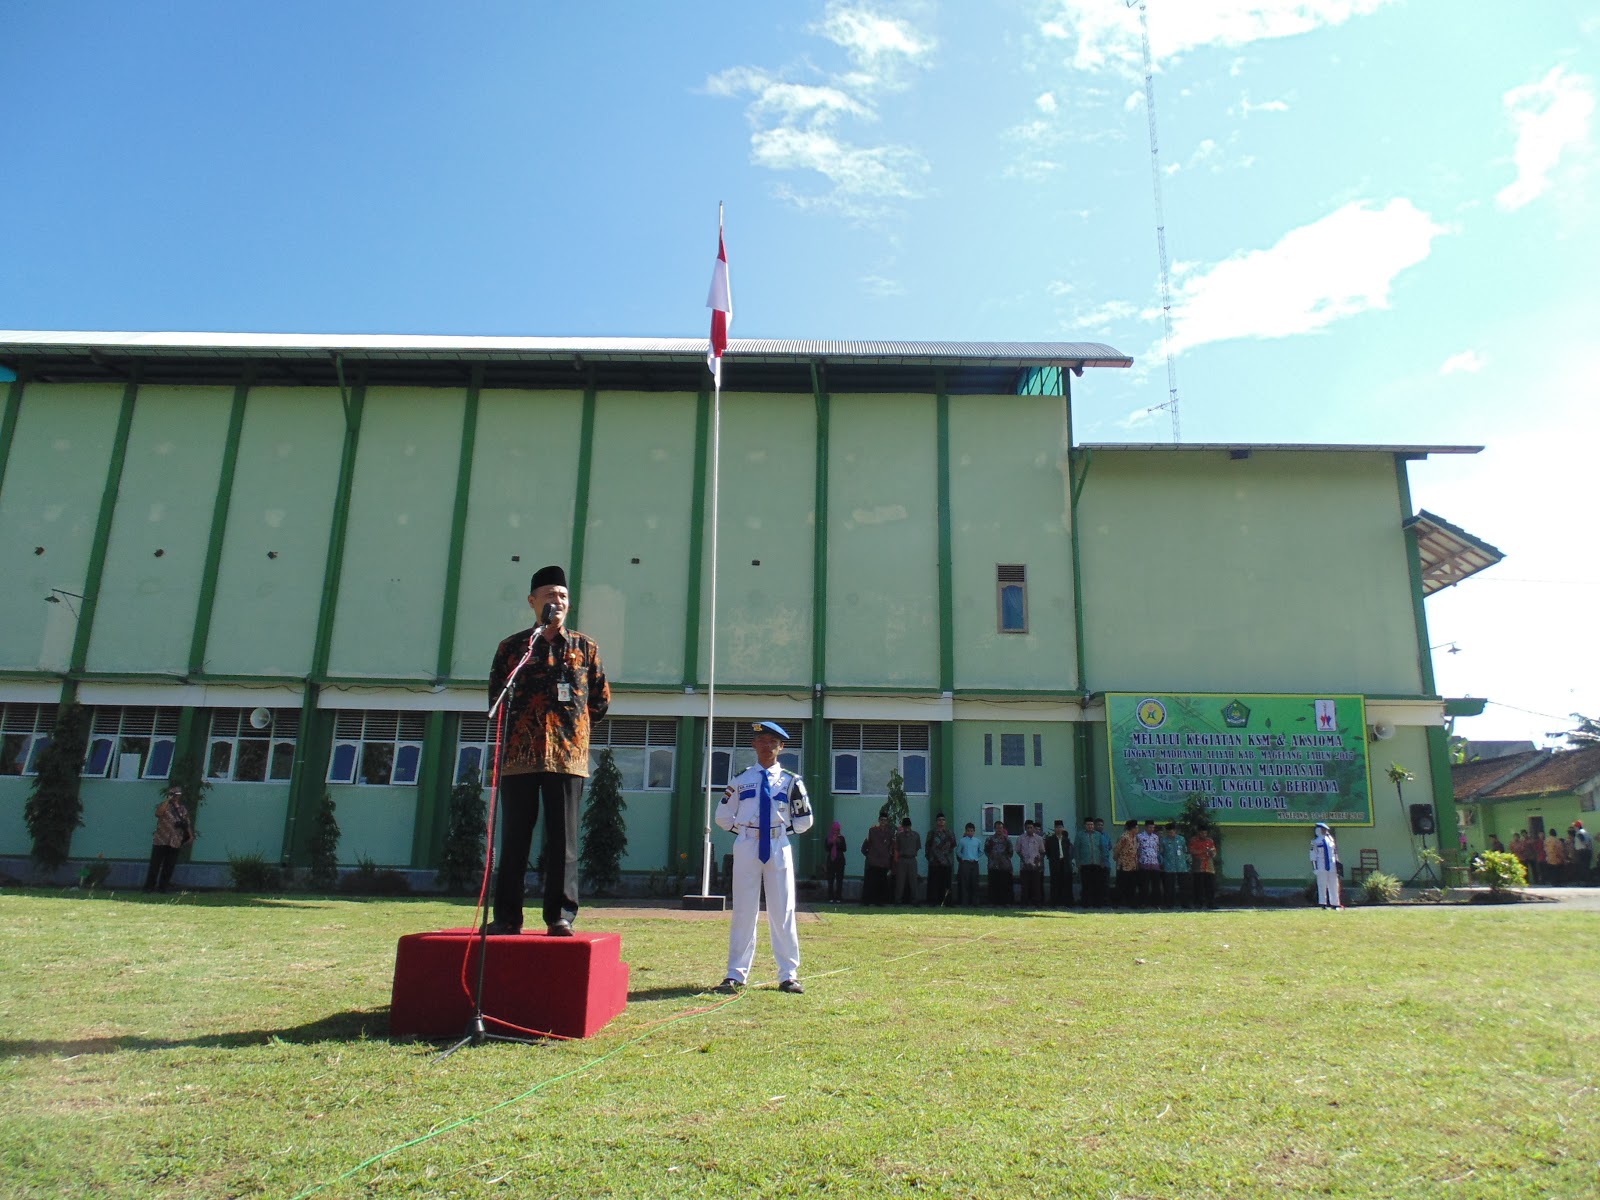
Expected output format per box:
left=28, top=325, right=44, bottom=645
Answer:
left=285, top=993, right=744, bottom=1200
left=287, top=929, right=997, bottom=1198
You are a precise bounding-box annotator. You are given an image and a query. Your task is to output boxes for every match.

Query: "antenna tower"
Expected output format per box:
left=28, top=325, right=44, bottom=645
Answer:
left=1128, top=1, right=1180, bottom=441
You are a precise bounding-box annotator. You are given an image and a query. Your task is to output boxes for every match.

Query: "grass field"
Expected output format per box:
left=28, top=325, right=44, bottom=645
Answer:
left=2, top=890, right=1596, bottom=1199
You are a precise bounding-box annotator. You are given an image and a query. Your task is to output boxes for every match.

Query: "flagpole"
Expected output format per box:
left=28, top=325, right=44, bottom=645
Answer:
left=700, top=369, right=721, bottom=896
left=699, top=201, right=727, bottom=899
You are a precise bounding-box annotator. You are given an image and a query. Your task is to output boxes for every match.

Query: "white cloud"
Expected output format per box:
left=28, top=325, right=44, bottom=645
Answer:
left=820, top=2, right=935, bottom=69
left=1439, top=350, right=1488, bottom=376
left=1164, top=199, right=1446, bottom=355
left=705, top=2, right=934, bottom=218
left=1036, top=91, right=1058, bottom=113
left=1240, top=96, right=1289, bottom=115
left=860, top=274, right=907, bottom=297
left=1039, top=0, right=1395, bottom=71
left=1495, top=66, right=1595, bottom=211
left=1073, top=298, right=1139, bottom=332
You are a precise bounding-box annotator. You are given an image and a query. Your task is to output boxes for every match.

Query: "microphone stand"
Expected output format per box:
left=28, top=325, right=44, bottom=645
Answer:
left=437, top=609, right=553, bottom=1058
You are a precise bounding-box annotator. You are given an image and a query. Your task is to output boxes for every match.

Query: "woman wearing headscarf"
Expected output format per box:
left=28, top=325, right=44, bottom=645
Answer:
left=824, top=820, right=848, bottom=902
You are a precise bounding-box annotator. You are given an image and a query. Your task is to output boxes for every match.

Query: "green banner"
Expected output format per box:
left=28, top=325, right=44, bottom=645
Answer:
left=1107, top=693, right=1372, bottom=826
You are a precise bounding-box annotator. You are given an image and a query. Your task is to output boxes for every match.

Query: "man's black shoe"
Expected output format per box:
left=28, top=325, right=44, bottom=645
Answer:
left=546, top=919, right=574, bottom=937
left=484, top=921, right=522, bottom=935
left=716, top=978, right=742, bottom=994
left=778, top=979, right=804, bottom=994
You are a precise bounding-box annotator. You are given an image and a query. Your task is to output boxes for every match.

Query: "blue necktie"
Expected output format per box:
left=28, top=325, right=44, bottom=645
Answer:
left=758, top=771, right=773, bottom=863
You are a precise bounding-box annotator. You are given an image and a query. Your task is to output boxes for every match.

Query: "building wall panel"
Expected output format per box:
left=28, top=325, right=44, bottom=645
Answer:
left=205, top=388, right=345, bottom=677
left=1078, top=451, right=1423, bottom=695
left=693, top=391, right=815, bottom=687
left=84, top=386, right=233, bottom=674
left=0, top=384, right=124, bottom=672
left=949, top=393, right=1076, bottom=691
left=580, top=391, right=697, bottom=684
left=327, top=387, right=464, bottom=679
left=826, top=393, right=939, bottom=687
left=451, top=389, right=584, bottom=680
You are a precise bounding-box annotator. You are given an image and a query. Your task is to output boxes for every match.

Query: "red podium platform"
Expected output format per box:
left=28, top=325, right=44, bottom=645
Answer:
left=389, top=928, right=629, bottom=1040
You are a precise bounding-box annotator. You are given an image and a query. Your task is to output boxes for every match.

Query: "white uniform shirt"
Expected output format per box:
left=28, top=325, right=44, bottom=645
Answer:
left=715, top=762, right=813, bottom=844
left=1310, top=832, right=1338, bottom=872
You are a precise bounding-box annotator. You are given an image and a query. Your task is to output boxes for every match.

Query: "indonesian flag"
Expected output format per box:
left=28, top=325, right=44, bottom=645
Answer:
left=706, top=221, right=732, bottom=386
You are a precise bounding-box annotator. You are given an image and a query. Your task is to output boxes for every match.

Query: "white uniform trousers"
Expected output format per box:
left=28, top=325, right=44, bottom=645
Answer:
left=1315, top=868, right=1342, bottom=908
left=726, top=838, right=801, bottom=984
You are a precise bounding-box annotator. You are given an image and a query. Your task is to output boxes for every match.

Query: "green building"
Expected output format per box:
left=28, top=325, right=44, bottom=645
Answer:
left=0, top=332, right=1501, bottom=890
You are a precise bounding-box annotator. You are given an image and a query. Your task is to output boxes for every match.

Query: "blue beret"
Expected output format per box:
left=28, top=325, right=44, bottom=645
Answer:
left=752, top=720, right=790, bottom=741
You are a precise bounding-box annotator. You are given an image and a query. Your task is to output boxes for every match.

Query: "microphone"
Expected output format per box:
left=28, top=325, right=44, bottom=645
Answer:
left=541, top=602, right=557, bottom=623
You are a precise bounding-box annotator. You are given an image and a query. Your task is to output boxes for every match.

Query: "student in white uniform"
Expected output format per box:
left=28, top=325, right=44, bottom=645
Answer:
left=715, top=721, right=813, bottom=993
left=1310, top=822, right=1342, bottom=909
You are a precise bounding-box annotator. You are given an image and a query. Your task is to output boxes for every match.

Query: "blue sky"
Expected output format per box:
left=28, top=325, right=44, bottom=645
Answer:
left=3, top=1, right=1595, bottom=743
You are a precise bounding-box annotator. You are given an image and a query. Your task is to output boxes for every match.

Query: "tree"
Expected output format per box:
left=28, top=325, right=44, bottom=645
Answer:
left=24, top=703, right=91, bottom=872
left=437, top=767, right=487, bottom=894
left=306, top=792, right=341, bottom=890
left=884, top=768, right=910, bottom=828
left=580, top=749, right=628, bottom=895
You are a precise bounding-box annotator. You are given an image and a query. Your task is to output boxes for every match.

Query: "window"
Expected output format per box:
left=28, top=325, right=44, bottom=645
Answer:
left=984, top=802, right=1043, bottom=833
left=328, top=710, right=425, bottom=786
left=997, top=564, right=1027, bottom=633
left=589, top=718, right=678, bottom=790
left=1, top=703, right=56, bottom=776
left=454, top=712, right=497, bottom=784
left=705, top=719, right=806, bottom=787
left=1000, top=733, right=1025, bottom=767
left=831, top=722, right=929, bottom=796
left=206, top=708, right=299, bottom=783
left=984, top=734, right=993, bottom=766
left=82, top=707, right=180, bottom=780
left=1033, top=733, right=1043, bottom=767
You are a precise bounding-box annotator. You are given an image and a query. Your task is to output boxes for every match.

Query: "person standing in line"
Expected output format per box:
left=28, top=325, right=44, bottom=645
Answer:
left=1017, top=820, right=1046, bottom=906
left=924, top=813, right=956, bottom=906
left=1075, top=816, right=1105, bottom=907
left=1045, top=819, right=1074, bottom=907
left=985, top=821, right=1015, bottom=906
left=955, top=821, right=984, bottom=905
left=823, top=820, right=848, bottom=902
left=862, top=811, right=895, bottom=905
left=1310, top=822, right=1341, bottom=909
left=716, top=721, right=813, bottom=993
left=1137, top=819, right=1162, bottom=908
left=1544, top=828, right=1566, bottom=885
left=1158, top=822, right=1188, bottom=909
left=1571, top=822, right=1593, bottom=883
left=1113, top=819, right=1141, bottom=908
left=1093, top=818, right=1113, bottom=906
left=143, top=783, right=195, bottom=893
left=893, top=817, right=922, bottom=905
left=1189, top=825, right=1218, bottom=910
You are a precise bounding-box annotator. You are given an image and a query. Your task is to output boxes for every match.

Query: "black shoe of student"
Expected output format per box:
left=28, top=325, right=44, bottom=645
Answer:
left=484, top=921, right=522, bottom=935
left=546, top=919, right=574, bottom=937
left=716, top=978, right=743, bottom=994
left=778, top=979, right=804, bottom=994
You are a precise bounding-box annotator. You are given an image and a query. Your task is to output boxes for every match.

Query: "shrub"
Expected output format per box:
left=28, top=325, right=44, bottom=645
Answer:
left=229, top=853, right=284, bottom=892
left=24, top=703, right=92, bottom=871
left=580, top=749, right=628, bottom=895
left=339, top=856, right=411, bottom=895
left=1361, top=871, right=1402, bottom=904
left=306, top=793, right=341, bottom=891
left=1472, top=850, right=1528, bottom=893
left=437, top=767, right=486, bottom=894
left=884, top=768, right=910, bottom=828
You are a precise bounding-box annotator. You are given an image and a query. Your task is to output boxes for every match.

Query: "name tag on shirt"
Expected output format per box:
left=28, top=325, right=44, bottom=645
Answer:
left=556, top=683, right=572, bottom=703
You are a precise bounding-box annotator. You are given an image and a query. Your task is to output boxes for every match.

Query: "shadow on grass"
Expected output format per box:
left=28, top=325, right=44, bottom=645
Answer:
left=0, top=1007, right=393, bottom=1057
left=628, top=984, right=721, bottom=1003
left=9, top=889, right=489, bottom=911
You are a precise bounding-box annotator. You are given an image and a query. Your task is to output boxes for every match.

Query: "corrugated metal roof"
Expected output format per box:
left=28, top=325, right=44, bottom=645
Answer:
left=1081, top=442, right=1484, bottom=456
left=0, top=331, right=1131, bottom=394
left=1404, top=509, right=1506, bottom=594
left=0, top=331, right=1131, bottom=366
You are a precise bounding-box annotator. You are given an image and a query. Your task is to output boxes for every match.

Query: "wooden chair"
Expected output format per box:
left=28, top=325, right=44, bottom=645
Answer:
left=1351, top=848, right=1380, bottom=884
